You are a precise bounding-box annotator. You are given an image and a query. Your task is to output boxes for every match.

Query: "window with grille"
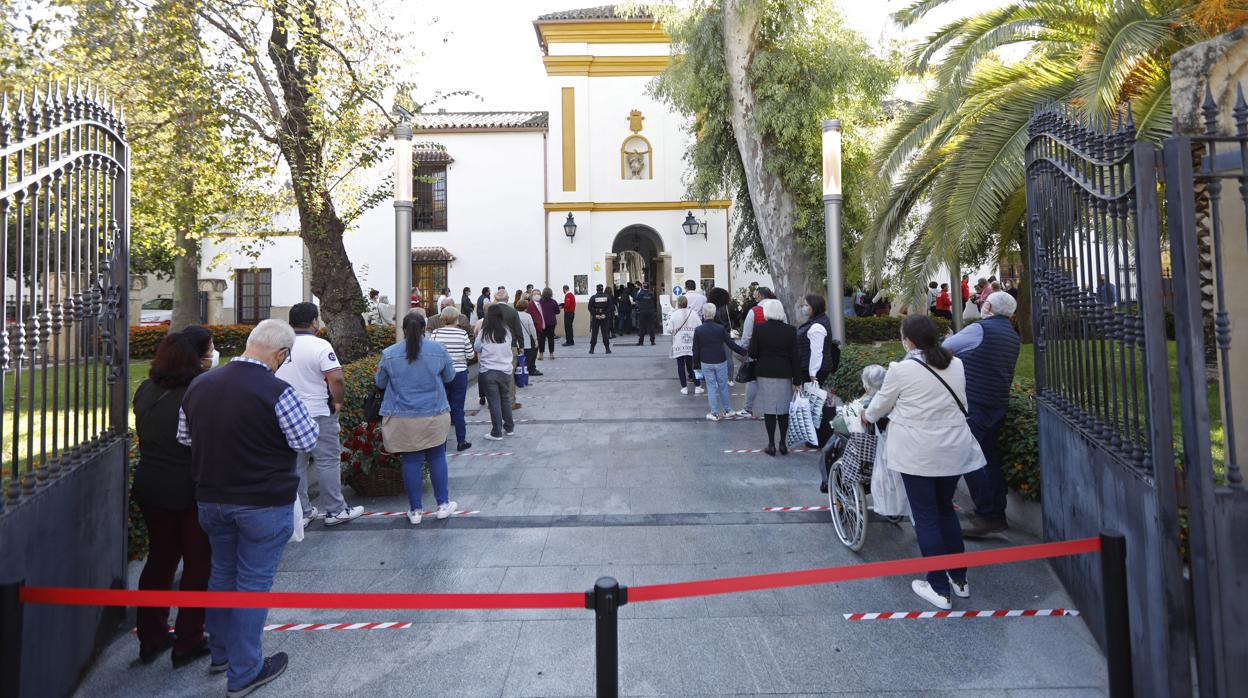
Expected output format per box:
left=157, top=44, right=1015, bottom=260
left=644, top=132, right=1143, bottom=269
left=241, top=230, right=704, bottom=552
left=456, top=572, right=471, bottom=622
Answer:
left=235, top=268, right=272, bottom=325
left=412, top=262, right=448, bottom=305
left=414, top=165, right=447, bottom=231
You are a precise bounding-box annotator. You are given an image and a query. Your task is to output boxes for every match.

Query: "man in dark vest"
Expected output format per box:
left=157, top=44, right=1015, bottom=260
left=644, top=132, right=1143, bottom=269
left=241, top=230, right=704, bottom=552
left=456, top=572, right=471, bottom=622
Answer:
left=943, top=290, right=1021, bottom=537
left=635, top=282, right=658, bottom=346
left=588, top=284, right=613, bottom=354
left=178, top=319, right=320, bottom=696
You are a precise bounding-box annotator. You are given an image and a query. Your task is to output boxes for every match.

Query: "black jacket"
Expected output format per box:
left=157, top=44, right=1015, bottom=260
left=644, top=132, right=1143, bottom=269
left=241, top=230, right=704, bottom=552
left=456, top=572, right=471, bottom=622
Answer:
left=692, top=323, right=747, bottom=368
left=588, top=292, right=613, bottom=319
left=635, top=289, right=657, bottom=315
left=749, top=320, right=802, bottom=384
left=131, top=380, right=195, bottom=509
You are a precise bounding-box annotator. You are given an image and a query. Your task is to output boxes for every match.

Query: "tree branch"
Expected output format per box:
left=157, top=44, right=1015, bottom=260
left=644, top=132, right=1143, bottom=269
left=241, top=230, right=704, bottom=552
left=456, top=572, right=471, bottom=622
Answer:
left=223, top=107, right=279, bottom=143
left=315, top=33, right=396, bottom=126
left=197, top=5, right=285, bottom=125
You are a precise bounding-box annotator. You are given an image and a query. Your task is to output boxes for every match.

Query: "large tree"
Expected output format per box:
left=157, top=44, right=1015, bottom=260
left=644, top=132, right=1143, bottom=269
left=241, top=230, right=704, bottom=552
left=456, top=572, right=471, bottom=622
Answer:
left=197, top=0, right=401, bottom=361
left=649, top=0, right=897, bottom=312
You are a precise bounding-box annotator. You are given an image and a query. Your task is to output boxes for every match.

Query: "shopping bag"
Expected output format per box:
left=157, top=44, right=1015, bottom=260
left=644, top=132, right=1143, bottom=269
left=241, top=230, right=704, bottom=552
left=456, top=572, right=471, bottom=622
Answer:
left=840, top=432, right=877, bottom=483
left=962, top=302, right=981, bottom=321
left=515, top=354, right=529, bottom=388
left=869, top=431, right=910, bottom=518
left=786, top=395, right=818, bottom=447
left=801, top=382, right=827, bottom=416
left=289, top=499, right=305, bottom=543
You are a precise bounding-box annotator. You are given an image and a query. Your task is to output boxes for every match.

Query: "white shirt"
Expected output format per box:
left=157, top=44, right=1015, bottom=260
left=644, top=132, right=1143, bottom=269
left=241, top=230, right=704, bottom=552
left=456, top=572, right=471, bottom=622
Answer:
left=275, top=332, right=341, bottom=418
left=805, top=321, right=827, bottom=379
left=474, top=329, right=514, bottom=372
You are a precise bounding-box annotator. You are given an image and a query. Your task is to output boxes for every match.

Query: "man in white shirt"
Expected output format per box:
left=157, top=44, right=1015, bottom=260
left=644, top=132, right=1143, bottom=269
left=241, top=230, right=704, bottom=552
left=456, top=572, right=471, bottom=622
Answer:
left=683, top=280, right=707, bottom=319
left=275, top=303, right=364, bottom=527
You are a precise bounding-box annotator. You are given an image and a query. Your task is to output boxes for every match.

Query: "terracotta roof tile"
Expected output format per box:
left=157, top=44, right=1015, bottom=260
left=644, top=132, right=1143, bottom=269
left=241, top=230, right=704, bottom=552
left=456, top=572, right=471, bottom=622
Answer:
left=412, top=111, right=548, bottom=131
left=411, top=246, right=455, bottom=262
left=536, top=5, right=649, bottom=21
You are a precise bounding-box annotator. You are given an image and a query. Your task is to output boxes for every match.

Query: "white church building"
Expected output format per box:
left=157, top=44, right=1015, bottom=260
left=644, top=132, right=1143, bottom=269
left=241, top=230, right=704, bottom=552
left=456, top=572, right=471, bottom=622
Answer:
left=195, top=6, right=767, bottom=329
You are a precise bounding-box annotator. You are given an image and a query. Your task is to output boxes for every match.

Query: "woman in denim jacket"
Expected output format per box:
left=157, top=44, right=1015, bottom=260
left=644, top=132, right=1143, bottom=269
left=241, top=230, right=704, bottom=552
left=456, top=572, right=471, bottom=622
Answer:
left=375, top=311, right=458, bottom=525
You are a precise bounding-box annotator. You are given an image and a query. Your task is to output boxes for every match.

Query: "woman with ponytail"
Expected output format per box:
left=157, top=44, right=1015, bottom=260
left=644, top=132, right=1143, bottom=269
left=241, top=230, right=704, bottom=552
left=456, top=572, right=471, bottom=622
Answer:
left=862, top=314, right=985, bottom=610
left=375, top=311, right=458, bottom=525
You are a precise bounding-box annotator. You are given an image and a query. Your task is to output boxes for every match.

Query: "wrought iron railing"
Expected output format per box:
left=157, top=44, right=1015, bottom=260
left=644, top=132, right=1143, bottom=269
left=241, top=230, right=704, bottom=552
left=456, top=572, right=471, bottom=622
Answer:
left=1025, top=104, right=1155, bottom=471
left=0, top=80, right=129, bottom=510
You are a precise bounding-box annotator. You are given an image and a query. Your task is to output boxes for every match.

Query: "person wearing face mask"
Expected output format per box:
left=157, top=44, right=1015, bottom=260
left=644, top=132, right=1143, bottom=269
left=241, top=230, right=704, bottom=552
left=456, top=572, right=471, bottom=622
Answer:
left=179, top=319, right=320, bottom=696
left=943, top=290, right=1021, bottom=538
left=797, top=294, right=839, bottom=387
left=862, top=315, right=985, bottom=610
left=131, top=326, right=216, bottom=668
left=276, top=303, right=364, bottom=528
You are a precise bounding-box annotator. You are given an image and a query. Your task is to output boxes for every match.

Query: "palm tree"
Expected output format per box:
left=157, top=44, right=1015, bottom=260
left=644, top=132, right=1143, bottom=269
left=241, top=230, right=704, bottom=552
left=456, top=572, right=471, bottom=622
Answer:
left=864, top=0, right=1237, bottom=325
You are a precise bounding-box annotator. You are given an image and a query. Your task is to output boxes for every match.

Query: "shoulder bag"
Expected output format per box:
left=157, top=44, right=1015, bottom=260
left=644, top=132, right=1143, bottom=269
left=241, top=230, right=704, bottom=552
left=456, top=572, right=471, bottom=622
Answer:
left=908, top=357, right=968, bottom=416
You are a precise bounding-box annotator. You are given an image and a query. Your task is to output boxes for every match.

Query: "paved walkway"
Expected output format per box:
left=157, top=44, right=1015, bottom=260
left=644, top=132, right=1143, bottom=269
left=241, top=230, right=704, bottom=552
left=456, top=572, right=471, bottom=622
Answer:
left=78, top=338, right=1108, bottom=696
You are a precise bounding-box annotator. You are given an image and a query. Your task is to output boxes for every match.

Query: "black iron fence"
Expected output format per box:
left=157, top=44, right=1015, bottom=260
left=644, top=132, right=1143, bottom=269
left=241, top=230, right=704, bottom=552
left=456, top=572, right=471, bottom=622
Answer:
left=0, top=81, right=129, bottom=510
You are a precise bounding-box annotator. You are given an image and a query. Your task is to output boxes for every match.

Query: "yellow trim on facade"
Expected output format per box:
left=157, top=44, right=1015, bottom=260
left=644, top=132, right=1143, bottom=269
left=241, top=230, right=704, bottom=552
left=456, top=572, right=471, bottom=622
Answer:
left=561, top=87, right=576, bottom=192
left=536, top=21, right=670, bottom=47
left=544, top=201, right=731, bottom=212
left=543, top=55, right=671, bottom=77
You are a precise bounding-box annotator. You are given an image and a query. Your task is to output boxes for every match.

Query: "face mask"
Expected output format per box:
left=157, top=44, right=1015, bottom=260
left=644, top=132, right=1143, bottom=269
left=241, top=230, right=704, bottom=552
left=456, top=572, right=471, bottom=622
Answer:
left=209, top=349, right=220, bottom=369
left=798, top=306, right=810, bottom=321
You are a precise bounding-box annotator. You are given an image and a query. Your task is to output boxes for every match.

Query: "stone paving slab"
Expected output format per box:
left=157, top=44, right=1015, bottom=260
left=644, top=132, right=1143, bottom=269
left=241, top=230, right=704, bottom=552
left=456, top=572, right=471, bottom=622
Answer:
left=76, top=336, right=1107, bottom=696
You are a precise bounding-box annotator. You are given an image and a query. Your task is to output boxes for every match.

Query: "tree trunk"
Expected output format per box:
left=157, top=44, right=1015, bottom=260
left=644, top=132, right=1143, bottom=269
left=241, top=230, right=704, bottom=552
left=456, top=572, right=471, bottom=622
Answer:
left=299, top=187, right=369, bottom=362
left=721, top=1, right=812, bottom=316
left=170, top=223, right=200, bottom=331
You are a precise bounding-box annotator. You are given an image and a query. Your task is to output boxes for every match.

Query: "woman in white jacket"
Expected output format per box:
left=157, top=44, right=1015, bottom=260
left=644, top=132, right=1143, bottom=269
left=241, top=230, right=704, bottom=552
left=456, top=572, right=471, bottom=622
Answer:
left=666, top=295, right=703, bottom=394
left=864, top=314, right=986, bottom=610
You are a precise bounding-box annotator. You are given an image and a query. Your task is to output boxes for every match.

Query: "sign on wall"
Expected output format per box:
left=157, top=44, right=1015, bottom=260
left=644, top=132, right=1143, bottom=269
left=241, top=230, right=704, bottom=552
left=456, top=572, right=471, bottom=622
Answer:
left=573, top=275, right=588, bottom=295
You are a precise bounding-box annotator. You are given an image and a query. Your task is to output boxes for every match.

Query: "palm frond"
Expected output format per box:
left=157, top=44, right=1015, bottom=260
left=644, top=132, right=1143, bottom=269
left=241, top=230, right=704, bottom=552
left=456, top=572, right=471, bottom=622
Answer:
left=862, top=145, right=951, bottom=283
left=874, top=88, right=959, bottom=179
left=894, top=0, right=959, bottom=28
left=1075, top=4, right=1178, bottom=121
left=934, top=7, right=1043, bottom=89
left=1129, top=66, right=1172, bottom=142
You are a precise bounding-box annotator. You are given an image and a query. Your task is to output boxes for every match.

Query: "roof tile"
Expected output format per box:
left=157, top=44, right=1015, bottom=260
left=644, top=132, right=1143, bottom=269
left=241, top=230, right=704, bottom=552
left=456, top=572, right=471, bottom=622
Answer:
left=412, top=111, right=548, bottom=131
left=536, top=5, right=652, bottom=21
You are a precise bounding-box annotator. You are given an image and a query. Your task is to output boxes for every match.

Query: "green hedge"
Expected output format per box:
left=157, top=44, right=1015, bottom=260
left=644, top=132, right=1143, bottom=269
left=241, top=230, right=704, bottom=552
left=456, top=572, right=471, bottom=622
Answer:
left=826, top=345, right=1040, bottom=502
left=843, top=316, right=950, bottom=344
left=130, top=323, right=397, bottom=359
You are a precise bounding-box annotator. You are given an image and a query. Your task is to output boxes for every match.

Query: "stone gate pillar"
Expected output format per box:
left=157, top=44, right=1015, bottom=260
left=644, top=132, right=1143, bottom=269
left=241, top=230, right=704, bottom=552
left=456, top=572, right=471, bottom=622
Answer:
left=198, top=278, right=228, bottom=325
left=128, top=274, right=146, bottom=327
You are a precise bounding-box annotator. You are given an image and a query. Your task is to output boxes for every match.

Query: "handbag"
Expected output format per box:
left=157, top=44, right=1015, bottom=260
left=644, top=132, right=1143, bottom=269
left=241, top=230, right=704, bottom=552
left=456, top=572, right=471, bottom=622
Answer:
left=363, top=385, right=385, bottom=423
left=734, top=361, right=756, bottom=383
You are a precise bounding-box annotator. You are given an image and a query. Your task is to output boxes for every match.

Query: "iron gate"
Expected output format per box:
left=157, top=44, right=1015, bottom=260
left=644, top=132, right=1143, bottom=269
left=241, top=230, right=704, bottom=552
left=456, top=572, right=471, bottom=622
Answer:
left=0, top=81, right=129, bottom=698
left=1025, top=106, right=1189, bottom=696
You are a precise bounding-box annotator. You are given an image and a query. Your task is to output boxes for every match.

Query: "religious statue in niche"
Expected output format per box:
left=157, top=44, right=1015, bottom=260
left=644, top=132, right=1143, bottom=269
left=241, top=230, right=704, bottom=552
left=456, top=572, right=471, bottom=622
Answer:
left=621, top=109, right=652, bottom=180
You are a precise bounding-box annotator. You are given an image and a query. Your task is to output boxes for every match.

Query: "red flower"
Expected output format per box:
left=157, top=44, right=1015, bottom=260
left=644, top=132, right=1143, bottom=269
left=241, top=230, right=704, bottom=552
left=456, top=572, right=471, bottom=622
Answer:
left=340, top=452, right=350, bottom=461
left=353, top=464, right=362, bottom=473
left=361, top=443, right=373, bottom=455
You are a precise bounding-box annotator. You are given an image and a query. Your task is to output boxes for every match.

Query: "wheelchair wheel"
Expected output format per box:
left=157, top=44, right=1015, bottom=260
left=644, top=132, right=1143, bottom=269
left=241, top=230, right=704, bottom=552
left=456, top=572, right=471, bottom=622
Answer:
left=828, top=461, right=868, bottom=551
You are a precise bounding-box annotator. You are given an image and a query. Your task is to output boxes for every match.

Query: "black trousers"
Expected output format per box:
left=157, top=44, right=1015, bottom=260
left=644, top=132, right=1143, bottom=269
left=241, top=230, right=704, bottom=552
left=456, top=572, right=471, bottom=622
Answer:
left=540, top=325, right=557, bottom=354
left=590, top=317, right=611, bottom=350
left=563, top=312, right=575, bottom=345
left=635, top=313, right=657, bottom=343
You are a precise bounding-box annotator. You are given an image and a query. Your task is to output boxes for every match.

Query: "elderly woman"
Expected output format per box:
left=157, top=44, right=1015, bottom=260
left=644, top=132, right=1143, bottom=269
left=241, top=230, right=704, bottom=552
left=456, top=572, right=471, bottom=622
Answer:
left=428, top=306, right=476, bottom=453
left=515, top=298, right=541, bottom=380
left=538, top=288, right=561, bottom=360
left=666, top=295, right=702, bottom=394
left=749, top=298, right=801, bottom=455
left=692, top=302, right=748, bottom=421
left=735, top=287, right=780, bottom=418
left=863, top=314, right=985, bottom=610
left=375, top=311, right=458, bottom=525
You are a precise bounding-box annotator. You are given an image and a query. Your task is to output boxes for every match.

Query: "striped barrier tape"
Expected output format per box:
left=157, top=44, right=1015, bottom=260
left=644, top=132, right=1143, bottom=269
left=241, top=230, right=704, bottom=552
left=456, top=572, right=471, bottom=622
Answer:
left=18, top=537, right=1101, bottom=610
left=265, top=621, right=412, bottom=631
left=723, top=448, right=819, bottom=454
left=764, top=506, right=830, bottom=512
left=845, top=609, right=1079, bottom=621
left=361, top=510, right=479, bottom=518
left=448, top=452, right=512, bottom=458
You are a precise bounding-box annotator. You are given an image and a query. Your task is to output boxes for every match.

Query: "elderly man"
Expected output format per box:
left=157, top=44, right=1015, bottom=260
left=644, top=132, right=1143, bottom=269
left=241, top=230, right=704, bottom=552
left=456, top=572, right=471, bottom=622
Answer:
left=179, top=319, right=319, bottom=697
left=943, top=290, right=1021, bottom=537
left=490, top=289, right=525, bottom=410
left=426, top=296, right=472, bottom=335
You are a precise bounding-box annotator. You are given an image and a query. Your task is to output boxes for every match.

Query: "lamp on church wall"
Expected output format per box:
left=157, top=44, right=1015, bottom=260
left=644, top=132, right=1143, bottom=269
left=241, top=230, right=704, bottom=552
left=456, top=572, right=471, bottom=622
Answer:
left=682, top=211, right=706, bottom=239
left=563, top=213, right=577, bottom=240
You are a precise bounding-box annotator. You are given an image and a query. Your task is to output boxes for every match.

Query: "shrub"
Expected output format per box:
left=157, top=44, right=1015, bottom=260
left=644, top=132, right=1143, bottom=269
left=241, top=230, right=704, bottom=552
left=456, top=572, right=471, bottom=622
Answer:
left=339, top=354, right=381, bottom=429
left=844, top=316, right=950, bottom=344
left=129, top=324, right=254, bottom=359
left=341, top=420, right=399, bottom=476
left=824, top=345, right=1041, bottom=502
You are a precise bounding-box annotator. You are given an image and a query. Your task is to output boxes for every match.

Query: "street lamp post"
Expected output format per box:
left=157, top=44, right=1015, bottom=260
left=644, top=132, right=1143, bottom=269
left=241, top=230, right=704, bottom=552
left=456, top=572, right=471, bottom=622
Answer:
left=822, top=119, right=845, bottom=344
left=393, top=119, right=413, bottom=340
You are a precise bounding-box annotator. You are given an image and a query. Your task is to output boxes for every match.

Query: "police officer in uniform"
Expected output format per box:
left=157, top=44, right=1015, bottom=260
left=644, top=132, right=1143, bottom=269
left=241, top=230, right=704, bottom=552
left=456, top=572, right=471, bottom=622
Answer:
left=634, top=282, right=658, bottom=346
left=589, top=284, right=613, bottom=354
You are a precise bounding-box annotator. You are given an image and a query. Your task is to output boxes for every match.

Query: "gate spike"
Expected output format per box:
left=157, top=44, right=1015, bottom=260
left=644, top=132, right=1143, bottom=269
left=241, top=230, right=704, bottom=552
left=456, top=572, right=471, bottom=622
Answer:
left=1124, top=100, right=1135, bottom=132
left=1202, top=83, right=1218, bottom=135
left=1233, top=83, right=1247, bottom=137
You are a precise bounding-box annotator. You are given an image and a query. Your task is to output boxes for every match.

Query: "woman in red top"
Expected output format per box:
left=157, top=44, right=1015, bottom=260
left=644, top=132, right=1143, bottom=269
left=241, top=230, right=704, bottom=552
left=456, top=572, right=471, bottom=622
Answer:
left=562, top=284, right=577, bottom=347
left=934, top=283, right=953, bottom=321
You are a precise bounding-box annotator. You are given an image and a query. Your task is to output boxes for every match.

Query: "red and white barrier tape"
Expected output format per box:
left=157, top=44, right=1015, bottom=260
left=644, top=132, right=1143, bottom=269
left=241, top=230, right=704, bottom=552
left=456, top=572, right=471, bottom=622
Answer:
left=764, top=506, right=831, bottom=512
left=265, top=621, right=412, bottom=631
left=361, top=510, right=479, bottom=518
left=724, top=448, right=818, bottom=454
left=845, top=608, right=1079, bottom=621
left=448, top=452, right=512, bottom=458
left=466, top=419, right=535, bottom=425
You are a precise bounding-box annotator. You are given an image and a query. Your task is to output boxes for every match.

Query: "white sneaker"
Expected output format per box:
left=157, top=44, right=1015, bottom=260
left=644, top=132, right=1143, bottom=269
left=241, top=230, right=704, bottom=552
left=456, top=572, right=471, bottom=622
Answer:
left=300, top=506, right=320, bottom=528
left=735, top=409, right=753, bottom=418
left=323, top=505, right=364, bottom=527
left=504, top=430, right=515, bottom=436
left=705, top=413, right=720, bottom=422
left=694, top=386, right=706, bottom=395
left=947, top=575, right=970, bottom=598
left=484, top=433, right=504, bottom=441
left=407, top=510, right=422, bottom=525
left=729, top=381, right=736, bottom=387
left=911, top=579, right=952, bottom=610
left=436, top=501, right=459, bottom=520
left=680, top=386, right=689, bottom=395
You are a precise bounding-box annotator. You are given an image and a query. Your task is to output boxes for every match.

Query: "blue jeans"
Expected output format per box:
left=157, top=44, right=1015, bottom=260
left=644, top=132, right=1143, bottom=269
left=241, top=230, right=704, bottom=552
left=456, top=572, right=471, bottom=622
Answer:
left=900, top=473, right=967, bottom=597
left=197, top=502, right=292, bottom=691
left=702, top=361, right=730, bottom=415
left=445, top=370, right=468, bottom=446
left=401, top=444, right=449, bottom=511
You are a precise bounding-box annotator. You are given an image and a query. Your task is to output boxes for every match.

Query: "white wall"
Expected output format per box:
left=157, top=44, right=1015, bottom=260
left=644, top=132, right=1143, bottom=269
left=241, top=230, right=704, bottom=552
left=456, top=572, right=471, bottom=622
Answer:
left=200, top=235, right=305, bottom=321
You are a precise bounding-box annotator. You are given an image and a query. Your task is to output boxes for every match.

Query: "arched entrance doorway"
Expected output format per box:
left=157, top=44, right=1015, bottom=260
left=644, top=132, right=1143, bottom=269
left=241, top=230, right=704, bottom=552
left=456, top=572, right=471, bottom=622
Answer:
left=606, top=225, right=671, bottom=294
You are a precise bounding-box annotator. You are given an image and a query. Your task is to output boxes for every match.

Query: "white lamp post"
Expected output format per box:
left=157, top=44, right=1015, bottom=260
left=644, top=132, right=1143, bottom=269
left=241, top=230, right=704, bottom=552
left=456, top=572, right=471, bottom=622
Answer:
left=393, top=118, right=413, bottom=340
left=822, top=119, right=845, bottom=344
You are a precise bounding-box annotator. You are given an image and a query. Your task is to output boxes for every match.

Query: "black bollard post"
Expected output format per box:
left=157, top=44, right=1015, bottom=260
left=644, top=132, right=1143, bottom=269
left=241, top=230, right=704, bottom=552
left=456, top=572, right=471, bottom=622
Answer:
left=1099, top=531, right=1132, bottom=698
left=586, top=576, right=628, bottom=698
left=1, top=580, right=23, bottom=698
